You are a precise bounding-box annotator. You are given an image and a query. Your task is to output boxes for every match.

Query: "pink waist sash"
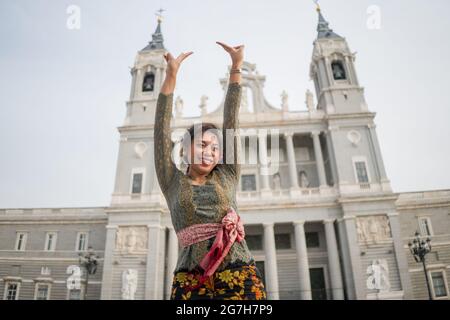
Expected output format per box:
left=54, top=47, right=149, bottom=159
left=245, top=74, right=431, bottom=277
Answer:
left=176, top=207, right=245, bottom=290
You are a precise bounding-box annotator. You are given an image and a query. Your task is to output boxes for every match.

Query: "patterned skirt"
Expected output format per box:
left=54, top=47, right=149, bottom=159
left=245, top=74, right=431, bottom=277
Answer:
left=170, top=261, right=267, bottom=300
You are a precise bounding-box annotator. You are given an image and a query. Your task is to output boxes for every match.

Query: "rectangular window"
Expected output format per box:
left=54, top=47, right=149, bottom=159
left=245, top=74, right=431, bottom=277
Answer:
left=306, top=232, right=320, bottom=248
left=15, top=232, right=27, bottom=251
left=275, top=233, right=291, bottom=249
left=35, top=284, right=50, bottom=300
left=310, top=268, right=327, bottom=300
left=45, top=232, right=57, bottom=251
left=5, top=282, right=19, bottom=300
left=245, top=234, right=263, bottom=251
left=418, top=217, right=433, bottom=236
left=132, top=173, right=143, bottom=194
left=68, top=289, right=82, bottom=300
left=355, top=161, right=369, bottom=183
left=76, top=232, right=88, bottom=252
left=431, top=271, right=448, bottom=298
left=241, top=174, right=256, bottom=191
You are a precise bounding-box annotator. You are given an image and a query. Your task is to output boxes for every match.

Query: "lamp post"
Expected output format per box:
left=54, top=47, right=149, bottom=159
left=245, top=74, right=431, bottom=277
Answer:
left=408, top=231, right=432, bottom=300
left=78, top=246, right=98, bottom=300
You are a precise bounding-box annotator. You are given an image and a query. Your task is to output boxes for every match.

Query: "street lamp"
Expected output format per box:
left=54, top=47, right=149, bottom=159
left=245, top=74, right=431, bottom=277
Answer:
left=408, top=231, right=432, bottom=300
left=78, top=246, right=98, bottom=300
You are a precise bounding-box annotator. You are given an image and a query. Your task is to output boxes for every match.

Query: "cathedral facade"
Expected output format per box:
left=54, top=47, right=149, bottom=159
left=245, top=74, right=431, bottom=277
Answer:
left=1, top=10, right=449, bottom=300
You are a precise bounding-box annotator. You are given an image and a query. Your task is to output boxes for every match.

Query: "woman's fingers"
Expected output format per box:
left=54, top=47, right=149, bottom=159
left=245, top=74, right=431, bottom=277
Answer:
left=178, top=51, right=194, bottom=63
left=216, top=41, right=233, bottom=52
left=164, top=52, right=175, bottom=62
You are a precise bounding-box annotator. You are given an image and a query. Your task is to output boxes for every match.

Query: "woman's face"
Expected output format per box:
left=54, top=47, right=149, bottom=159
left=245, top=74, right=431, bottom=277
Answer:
left=187, top=131, right=221, bottom=175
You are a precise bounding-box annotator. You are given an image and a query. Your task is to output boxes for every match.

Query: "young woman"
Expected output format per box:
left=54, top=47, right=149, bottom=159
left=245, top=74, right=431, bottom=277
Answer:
left=154, top=42, right=267, bottom=300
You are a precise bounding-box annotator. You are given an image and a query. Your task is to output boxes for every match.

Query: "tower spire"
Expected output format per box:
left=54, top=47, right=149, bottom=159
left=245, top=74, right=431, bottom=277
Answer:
left=314, top=1, right=342, bottom=39
left=142, top=8, right=166, bottom=51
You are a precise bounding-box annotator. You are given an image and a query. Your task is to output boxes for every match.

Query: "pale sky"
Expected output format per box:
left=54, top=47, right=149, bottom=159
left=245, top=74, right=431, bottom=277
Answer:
left=1, top=0, right=449, bottom=208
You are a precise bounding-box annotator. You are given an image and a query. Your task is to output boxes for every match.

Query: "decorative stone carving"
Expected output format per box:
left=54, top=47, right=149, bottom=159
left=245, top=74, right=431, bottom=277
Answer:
left=366, top=259, right=390, bottom=292
left=199, top=95, right=208, bottom=116
left=175, top=96, right=184, bottom=118
left=347, top=130, right=361, bottom=147
left=281, top=90, right=289, bottom=111
left=299, top=170, right=310, bottom=188
left=134, top=142, right=148, bottom=159
left=305, top=89, right=314, bottom=112
left=272, top=173, right=281, bottom=190
left=121, top=269, right=138, bottom=300
left=356, top=216, right=392, bottom=244
left=115, top=226, right=148, bottom=253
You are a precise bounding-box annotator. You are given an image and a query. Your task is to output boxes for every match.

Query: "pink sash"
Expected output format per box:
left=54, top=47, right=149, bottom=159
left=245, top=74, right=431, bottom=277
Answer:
left=176, top=207, right=245, bottom=290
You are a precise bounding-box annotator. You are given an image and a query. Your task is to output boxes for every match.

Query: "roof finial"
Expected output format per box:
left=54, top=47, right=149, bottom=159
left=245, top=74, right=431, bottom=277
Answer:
left=141, top=8, right=166, bottom=51
left=314, top=1, right=342, bottom=39
left=313, top=0, right=321, bottom=13
left=155, top=8, right=165, bottom=23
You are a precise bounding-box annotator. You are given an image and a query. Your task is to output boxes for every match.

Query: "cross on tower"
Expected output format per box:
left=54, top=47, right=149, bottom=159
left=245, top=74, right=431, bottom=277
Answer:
left=155, top=8, right=165, bottom=22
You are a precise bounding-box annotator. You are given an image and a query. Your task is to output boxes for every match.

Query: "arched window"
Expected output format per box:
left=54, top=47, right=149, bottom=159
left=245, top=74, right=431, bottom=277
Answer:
left=331, top=61, right=346, bottom=80
left=142, top=72, right=155, bottom=92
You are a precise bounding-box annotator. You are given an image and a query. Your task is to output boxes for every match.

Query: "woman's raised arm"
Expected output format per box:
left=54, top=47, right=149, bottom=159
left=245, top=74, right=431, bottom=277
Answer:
left=154, top=51, right=193, bottom=193
left=216, top=42, right=244, bottom=180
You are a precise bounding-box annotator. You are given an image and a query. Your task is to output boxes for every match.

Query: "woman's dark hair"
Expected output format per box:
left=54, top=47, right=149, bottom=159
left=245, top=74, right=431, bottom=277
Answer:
left=180, top=122, right=223, bottom=165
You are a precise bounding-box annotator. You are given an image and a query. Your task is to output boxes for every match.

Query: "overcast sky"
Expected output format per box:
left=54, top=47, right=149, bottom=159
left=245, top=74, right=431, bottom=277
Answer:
left=0, top=0, right=449, bottom=208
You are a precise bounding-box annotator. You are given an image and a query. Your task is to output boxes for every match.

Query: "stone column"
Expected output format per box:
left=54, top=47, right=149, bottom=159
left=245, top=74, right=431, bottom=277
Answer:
left=258, top=132, right=270, bottom=191
left=323, top=219, right=344, bottom=300
left=344, top=56, right=355, bottom=84
left=145, top=224, right=162, bottom=300
left=311, top=131, right=327, bottom=187
left=293, top=221, right=312, bottom=300
left=165, top=226, right=179, bottom=300
left=388, top=212, right=413, bottom=299
left=342, top=216, right=365, bottom=300
left=100, top=225, right=117, bottom=300
left=368, top=124, right=388, bottom=182
left=325, top=126, right=339, bottom=186
left=284, top=132, right=299, bottom=189
left=263, top=223, right=279, bottom=300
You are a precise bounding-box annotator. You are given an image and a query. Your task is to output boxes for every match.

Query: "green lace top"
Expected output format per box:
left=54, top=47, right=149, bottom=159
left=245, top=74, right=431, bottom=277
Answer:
left=154, top=82, right=255, bottom=273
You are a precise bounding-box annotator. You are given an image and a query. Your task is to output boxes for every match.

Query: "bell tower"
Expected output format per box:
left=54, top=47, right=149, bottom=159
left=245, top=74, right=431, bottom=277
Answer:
left=101, top=11, right=169, bottom=301
left=111, top=11, right=169, bottom=206
left=308, top=4, right=392, bottom=194
left=309, top=6, right=368, bottom=114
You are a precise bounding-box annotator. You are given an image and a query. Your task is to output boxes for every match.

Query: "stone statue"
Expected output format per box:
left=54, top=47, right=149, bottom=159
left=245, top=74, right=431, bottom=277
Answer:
left=272, top=173, right=281, bottom=190
left=175, top=96, right=184, bottom=118
left=305, top=89, right=315, bottom=112
left=299, top=170, right=310, bottom=188
left=366, top=259, right=390, bottom=292
left=241, top=86, right=249, bottom=112
left=121, top=269, right=138, bottom=300
left=199, top=95, right=208, bottom=116
left=281, top=90, right=289, bottom=111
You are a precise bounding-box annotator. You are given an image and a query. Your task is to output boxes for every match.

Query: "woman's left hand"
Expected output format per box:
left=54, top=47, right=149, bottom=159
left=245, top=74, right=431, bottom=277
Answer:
left=216, top=41, right=244, bottom=68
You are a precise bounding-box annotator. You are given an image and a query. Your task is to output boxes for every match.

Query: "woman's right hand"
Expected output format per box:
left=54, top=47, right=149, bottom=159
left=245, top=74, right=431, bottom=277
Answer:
left=163, top=51, right=194, bottom=77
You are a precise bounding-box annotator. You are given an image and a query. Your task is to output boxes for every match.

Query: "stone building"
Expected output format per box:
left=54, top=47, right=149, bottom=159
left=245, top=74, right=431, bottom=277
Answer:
left=1, top=8, right=449, bottom=300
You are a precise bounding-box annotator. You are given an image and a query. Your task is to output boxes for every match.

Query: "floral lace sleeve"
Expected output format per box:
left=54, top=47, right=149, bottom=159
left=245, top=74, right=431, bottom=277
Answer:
left=154, top=92, right=177, bottom=194
left=221, top=82, right=242, bottom=182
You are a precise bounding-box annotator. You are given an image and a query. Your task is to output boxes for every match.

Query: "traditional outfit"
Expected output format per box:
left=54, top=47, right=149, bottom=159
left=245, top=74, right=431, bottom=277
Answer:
left=154, top=82, right=267, bottom=300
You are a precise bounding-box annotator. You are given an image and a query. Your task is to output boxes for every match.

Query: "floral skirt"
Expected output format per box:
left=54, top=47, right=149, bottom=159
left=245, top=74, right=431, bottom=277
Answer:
left=170, top=262, right=267, bottom=300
